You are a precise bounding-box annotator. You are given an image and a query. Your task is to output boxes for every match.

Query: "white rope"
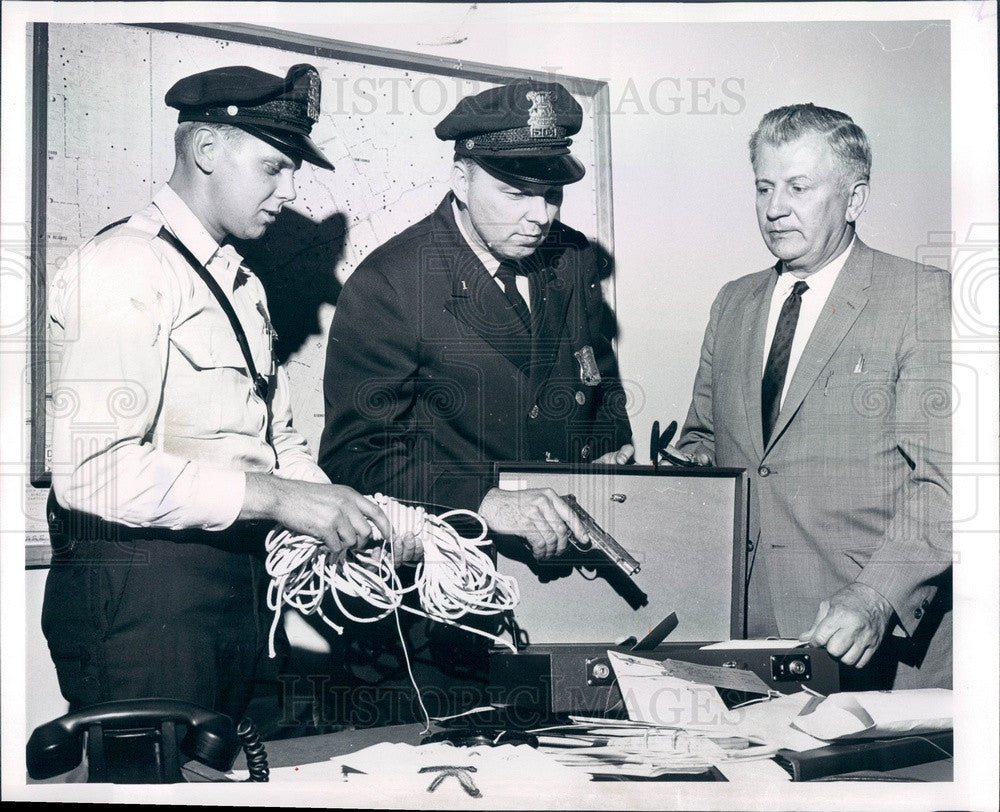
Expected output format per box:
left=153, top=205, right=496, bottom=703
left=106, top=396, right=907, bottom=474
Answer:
left=263, top=493, right=520, bottom=659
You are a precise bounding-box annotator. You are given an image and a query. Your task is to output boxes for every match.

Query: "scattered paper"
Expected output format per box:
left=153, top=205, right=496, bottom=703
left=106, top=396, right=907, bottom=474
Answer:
left=728, top=691, right=827, bottom=752
left=609, top=650, right=738, bottom=729
left=598, top=651, right=829, bottom=754
left=233, top=740, right=585, bottom=797
left=791, top=688, right=953, bottom=741
left=537, top=718, right=778, bottom=777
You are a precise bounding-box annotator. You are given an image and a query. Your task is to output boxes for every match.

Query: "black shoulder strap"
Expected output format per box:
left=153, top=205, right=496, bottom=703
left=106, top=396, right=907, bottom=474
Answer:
left=95, top=217, right=130, bottom=237
left=155, top=227, right=270, bottom=403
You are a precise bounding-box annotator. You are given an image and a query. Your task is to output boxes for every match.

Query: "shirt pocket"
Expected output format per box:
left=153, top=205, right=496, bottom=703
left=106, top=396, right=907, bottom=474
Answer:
left=169, top=329, right=250, bottom=434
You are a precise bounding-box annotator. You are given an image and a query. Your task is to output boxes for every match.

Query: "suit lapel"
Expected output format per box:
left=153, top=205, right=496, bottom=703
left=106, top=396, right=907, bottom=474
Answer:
left=765, top=239, right=873, bottom=452
left=438, top=198, right=533, bottom=372
left=527, top=248, right=572, bottom=400
left=742, top=270, right=777, bottom=460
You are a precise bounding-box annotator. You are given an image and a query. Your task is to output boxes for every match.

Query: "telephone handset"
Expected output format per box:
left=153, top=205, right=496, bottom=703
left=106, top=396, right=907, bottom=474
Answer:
left=26, top=699, right=244, bottom=783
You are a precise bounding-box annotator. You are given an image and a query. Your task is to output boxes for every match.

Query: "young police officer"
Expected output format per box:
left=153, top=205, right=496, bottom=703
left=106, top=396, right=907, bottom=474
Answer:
left=43, top=64, right=419, bottom=726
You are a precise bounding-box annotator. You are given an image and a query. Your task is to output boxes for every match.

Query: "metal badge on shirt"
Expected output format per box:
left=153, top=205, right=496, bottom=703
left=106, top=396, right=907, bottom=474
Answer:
left=255, top=300, right=278, bottom=401
left=574, top=345, right=601, bottom=386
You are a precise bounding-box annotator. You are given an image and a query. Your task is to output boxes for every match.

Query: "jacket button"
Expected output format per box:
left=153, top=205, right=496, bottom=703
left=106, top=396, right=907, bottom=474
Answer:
left=529, top=405, right=539, bottom=419
left=921, top=598, right=930, bottom=609
left=758, top=465, right=770, bottom=477
left=746, top=540, right=755, bottom=551
left=914, top=608, right=924, bottom=620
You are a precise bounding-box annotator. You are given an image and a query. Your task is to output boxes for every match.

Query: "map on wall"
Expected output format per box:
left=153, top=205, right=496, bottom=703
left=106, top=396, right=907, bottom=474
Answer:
left=40, top=21, right=611, bottom=468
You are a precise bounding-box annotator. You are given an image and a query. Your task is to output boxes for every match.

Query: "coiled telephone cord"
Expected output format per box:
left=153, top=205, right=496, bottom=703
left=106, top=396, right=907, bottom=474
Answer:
left=236, top=717, right=269, bottom=783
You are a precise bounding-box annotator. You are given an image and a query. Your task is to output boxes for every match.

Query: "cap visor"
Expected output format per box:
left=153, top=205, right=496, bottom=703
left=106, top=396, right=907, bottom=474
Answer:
left=238, top=123, right=334, bottom=171
left=474, top=154, right=585, bottom=186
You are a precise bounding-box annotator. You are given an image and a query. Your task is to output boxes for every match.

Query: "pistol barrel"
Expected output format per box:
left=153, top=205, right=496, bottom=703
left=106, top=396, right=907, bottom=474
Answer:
left=563, top=495, right=641, bottom=577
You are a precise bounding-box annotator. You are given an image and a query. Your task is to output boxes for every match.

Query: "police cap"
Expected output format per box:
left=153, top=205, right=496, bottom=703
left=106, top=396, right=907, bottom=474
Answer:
left=436, top=79, right=585, bottom=186
left=165, top=64, right=333, bottom=170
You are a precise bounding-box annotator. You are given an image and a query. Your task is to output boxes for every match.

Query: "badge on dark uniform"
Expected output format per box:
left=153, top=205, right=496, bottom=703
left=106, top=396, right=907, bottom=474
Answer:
left=164, top=63, right=333, bottom=170
left=574, top=345, right=601, bottom=386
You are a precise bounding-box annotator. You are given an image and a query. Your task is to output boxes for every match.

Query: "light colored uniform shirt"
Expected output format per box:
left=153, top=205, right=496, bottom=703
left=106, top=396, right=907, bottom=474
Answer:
left=452, top=199, right=532, bottom=310
left=48, top=185, right=328, bottom=532
left=762, top=237, right=854, bottom=408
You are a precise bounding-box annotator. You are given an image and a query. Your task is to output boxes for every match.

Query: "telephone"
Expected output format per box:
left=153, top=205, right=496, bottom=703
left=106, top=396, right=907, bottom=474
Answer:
left=26, top=699, right=258, bottom=783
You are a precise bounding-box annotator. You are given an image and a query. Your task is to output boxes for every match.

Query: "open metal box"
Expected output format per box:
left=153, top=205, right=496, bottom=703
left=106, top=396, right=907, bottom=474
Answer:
left=488, top=464, right=838, bottom=714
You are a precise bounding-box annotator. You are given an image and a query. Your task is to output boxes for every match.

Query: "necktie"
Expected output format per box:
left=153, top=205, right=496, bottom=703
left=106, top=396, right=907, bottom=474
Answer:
left=761, top=280, right=809, bottom=446
left=495, top=260, right=532, bottom=333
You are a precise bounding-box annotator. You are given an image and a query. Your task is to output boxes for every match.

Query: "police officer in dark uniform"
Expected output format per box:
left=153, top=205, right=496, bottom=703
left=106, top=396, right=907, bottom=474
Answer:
left=43, top=64, right=411, bottom=729
left=318, top=79, right=633, bottom=724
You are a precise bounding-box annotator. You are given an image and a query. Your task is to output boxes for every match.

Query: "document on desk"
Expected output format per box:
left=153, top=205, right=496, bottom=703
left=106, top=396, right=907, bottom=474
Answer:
left=732, top=691, right=827, bottom=752
left=790, top=688, right=953, bottom=741
left=607, top=650, right=772, bottom=724
left=536, top=715, right=782, bottom=777
left=606, top=651, right=827, bottom=753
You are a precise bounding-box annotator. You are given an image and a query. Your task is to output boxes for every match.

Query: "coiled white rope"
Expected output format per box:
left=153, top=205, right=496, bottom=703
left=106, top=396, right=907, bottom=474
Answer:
left=263, top=493, right=520, bottom=660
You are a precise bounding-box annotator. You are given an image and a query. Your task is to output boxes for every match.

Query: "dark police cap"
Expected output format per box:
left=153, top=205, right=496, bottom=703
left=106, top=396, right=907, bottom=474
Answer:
left=435, top=79, right=585, bottom=186
left=165, top=64, right=333, bottom=170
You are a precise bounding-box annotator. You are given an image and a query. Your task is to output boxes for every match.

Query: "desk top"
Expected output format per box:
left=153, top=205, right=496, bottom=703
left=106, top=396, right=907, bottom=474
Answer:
left=243, top=723, right=429, bottom=770
left=240, top=723, right=953, bottom=783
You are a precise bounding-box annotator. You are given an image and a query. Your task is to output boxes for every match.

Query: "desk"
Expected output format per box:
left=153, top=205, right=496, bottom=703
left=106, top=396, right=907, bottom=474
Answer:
left=237, top=724, right=953, bottom=783
left=239, top=723, right=430, bottom=770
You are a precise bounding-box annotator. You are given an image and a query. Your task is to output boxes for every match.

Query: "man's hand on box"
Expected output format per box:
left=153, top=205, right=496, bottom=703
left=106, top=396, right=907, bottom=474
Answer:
left=593, top=443, right=635, bottom=465
left=662, top=445, right=712, bottom=466
left=800, top=582, right=894, bottom=668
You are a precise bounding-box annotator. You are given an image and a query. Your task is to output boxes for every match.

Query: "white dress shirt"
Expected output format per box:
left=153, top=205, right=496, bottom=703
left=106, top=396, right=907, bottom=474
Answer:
left=48, top=185, right=328, bottom=532
left=452, top=199, right=532, bottom=310
left=762, top=238, right=855, bottom=407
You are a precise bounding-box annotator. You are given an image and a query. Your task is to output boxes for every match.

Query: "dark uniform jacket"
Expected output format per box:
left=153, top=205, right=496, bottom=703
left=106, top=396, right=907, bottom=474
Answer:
left=319, top=193, right=632, bottom=512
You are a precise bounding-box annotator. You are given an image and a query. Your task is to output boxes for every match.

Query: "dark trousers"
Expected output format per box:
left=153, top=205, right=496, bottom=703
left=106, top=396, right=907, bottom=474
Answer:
left=41, top=496, right=275, bottom=725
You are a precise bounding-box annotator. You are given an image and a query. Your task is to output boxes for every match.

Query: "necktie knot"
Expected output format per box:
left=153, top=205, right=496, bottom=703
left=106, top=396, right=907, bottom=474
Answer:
left=791, top=280, right=809, bottom=297
left=494, top=260, right=531, bottom=333
left=496, top=260, right=523, bottom=284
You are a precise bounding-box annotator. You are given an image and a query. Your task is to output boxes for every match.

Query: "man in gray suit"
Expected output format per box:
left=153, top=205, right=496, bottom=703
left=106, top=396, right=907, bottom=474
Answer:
left=675, top=104, right=951, bottom=689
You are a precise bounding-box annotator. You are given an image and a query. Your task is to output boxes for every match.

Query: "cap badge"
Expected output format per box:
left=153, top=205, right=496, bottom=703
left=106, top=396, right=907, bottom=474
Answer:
left=305, top=69, right=321, bottom=122
left=526, top=90, right=558, bottom=138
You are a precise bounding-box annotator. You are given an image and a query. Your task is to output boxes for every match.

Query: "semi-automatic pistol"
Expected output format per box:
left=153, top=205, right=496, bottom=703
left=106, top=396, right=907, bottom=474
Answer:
left=562, top=494, right=641, bottom=577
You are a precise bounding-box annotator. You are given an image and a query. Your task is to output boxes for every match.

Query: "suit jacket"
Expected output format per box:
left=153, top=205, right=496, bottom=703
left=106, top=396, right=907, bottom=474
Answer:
left=319, top=193, right=632, bottom=513
left=678, top=238, right=951, bottom=687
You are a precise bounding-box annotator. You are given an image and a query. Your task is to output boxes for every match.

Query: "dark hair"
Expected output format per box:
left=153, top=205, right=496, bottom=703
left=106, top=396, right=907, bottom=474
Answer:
left=749, top=103, right=872, bottom=184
